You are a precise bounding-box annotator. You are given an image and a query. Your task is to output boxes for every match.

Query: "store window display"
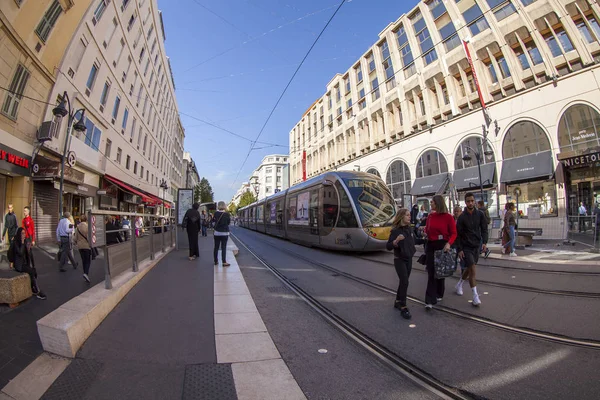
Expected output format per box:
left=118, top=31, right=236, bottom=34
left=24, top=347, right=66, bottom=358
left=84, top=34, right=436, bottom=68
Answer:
left=504, top=181, right=558, bottom=217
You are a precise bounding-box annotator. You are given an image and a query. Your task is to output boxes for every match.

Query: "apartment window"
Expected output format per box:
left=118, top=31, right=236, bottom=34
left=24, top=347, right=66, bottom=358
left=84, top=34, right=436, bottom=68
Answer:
left=122, top=108, right=129, bottom=130
left=150, top=39, right=157, bottom=55
left=429, top=0, right=447, bottom=20
left=36, top=1, right=63, bottom=42
left=146, top=171, right=149, bottom=181
left=1, top=64, right=30, bottom=120
left=116, top=148, right=122, bottom=163
left=439, top=21, right=460, bottom=52
left=99, top=81, right=110, bottom=108
left=112, top=96, right=121, bottom=120
left=136, top=85, right=143, bottom=107
left=277, top=176, right=282, bottom=183
left=359, top=99, right=366, bottom=110
left=81, top=115, right=102, bottom=151
left=266, top=167, right=272, bottom=174
left=337, top=106, right=342, bottom=117
left=367, top=54, right=375, bottom=72
left=133, top=28, right=142, bottom=48
left=92, top=0, right=109, bottom=25
left=103, top=18, right=118, bottom=48
left=413, top=12, right=437, bottom=65
left=544, top=29, right=574, bottom=57
left=336, top=86, right=341, bottom=102
left=344, top=77, right=351, bottom=94
left=105, top=139, right=112, bottom=158
left=133, top=161, right=138, bottom=174
left=142, top=94, right=149, bottom=116
left=463, top=4, right=490, bottom=37
left=576, top=14, right=600, bottom=44
left=122, top=0, right=131, bottom=11
left=396, top=26, right=416, bottom=78
left=86, top=64, right=99, bottom=90
left=71, top=38, right=87, bottom=72
left=491, top=1, right=517, bottom=22
left=371, top=77, right=380, bottom=100
left=127, top=13, right=137, bottom=31
left=140, top=166, right=144, bottom=178
left=114, top=38, right=125, bottom=67
left=266, top=176, right=272, bottom=183
left=147, top=25, right=154, bottom=39
left=143, top=134, right=148, bottom=151
left=356, top=65, right=363, bottom=83
left=520, top=0, right=536, bottom=5
left=144, top=59, right=150, bottom=76
left=130, top=117, right=137, bottom=141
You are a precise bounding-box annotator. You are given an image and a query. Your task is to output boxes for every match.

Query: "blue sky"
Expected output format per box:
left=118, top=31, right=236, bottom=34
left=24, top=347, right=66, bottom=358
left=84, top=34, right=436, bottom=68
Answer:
left=158, top=0, right=418, bottom=201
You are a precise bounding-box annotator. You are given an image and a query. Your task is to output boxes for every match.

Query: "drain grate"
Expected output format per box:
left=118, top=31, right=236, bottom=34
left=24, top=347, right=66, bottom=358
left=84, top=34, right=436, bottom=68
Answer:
left=182, top=364, right=237, bottom=400
left=266, top=286, right=291, bottom=293
left=41, top=358, right=102, bottom=400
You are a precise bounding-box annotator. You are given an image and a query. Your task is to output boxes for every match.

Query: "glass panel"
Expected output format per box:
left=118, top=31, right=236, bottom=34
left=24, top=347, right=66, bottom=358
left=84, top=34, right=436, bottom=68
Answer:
left=558, top=104, right=600, bottom=152
left=344, top=178, right=395, bottom=227
left=503, top=121, right=551, bottom=159
left=505, top=180, right=557, bottom=216
left=335, top=181, right=358, bottom=228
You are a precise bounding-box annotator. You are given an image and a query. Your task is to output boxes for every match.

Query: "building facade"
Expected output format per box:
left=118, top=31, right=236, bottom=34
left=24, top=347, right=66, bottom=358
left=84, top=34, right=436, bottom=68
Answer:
left=250, top=154, right=290, bottom=200
left=182, top=151, right=199, bottom=189
left=31, top=0, right=184, bottom=241
left=289, top=0, right=600, bottom=240
left=231, top=181, right=252, bottom=206
left=0, top=0, right=95, bottom=243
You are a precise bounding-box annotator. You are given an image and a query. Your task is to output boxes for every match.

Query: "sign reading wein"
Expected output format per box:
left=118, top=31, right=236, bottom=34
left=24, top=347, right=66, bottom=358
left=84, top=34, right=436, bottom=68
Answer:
left=561, top=152, right=600, bottom=167
left=0, top=150, right=29, bottom=168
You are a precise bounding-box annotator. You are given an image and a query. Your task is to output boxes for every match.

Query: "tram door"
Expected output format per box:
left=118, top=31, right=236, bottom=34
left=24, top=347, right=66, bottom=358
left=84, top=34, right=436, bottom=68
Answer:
left=319, top=184, right=338, bottom=236
left=309, top=189, right=319, bottom=235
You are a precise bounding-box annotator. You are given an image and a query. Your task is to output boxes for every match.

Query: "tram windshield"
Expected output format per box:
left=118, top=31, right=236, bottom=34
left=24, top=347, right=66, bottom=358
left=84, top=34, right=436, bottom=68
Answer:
left=343, top=178, right=396, bottom=227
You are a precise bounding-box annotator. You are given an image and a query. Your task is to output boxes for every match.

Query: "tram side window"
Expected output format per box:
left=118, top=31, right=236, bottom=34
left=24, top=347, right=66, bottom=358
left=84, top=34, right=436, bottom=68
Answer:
left=323, top=186, right=338, bottom=227
left=335, top=181, right=358, bottom=228
left=256, top=205, right=262, bottom=222
left=276, top=200, right=283, bottom=226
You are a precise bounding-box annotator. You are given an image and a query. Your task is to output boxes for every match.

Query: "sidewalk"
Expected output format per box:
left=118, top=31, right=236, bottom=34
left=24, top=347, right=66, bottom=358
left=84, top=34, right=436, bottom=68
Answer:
left=0, top=246, right=106, bottom=389
left=2, top=235, right=305, bottom=399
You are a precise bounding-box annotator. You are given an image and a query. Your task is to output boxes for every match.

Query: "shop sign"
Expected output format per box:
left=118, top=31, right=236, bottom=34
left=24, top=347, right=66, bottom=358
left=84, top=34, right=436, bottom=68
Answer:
left=0, top=145, right=32, bottom=176
left=33, top=156, right=84, bottom=184
left=561, top=152, right=600, bottom=168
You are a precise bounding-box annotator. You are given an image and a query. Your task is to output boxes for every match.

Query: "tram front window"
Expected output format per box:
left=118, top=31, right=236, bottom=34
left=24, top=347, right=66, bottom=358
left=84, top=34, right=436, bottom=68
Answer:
left=343, top=178, right=395, bottom=227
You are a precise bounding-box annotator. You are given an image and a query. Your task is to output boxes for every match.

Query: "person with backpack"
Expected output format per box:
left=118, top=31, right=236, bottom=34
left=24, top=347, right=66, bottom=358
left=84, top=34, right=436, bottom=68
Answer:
left=8, top=227, right=46, bottom=299
left=182, top=203, right=201, bottom=260
left=213, top=201, right=231, bottom=267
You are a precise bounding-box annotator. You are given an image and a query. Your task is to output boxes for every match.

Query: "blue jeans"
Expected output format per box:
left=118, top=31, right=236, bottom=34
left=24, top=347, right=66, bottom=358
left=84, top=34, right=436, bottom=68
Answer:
left=201, top=225, right=207, bottom=236
left=503, top=226, right=516, bottom=252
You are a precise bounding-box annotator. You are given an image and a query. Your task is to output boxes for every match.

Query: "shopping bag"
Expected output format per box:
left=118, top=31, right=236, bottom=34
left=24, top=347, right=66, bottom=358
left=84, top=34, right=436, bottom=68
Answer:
left=433, top=248, right=457, bottom=279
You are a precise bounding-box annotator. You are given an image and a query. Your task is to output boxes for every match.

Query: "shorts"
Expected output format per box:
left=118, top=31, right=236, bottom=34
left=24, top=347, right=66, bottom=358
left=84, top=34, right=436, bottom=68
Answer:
left=462, top=248, right=479, bottom=268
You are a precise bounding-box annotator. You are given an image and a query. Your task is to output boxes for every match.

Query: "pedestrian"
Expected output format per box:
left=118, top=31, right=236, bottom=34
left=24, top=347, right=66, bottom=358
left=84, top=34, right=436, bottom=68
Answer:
left=200, top=210, right=208, bottom=237
left=410, top=204, right=419, bottom=226
left=8, top=227, right=46, bottom=299
left=2, top=203, right=18, bottom=245
left=121, top=216, right=131, bottom=241
left=579, top=201, right=587, bottom=232
left=135, top=216, right=143, bottom=237
left=456, top=192, right=488, bottom=307
left=105, top=217, right=123, bottom=245
left=66, top=211, right=76, bottom=266
left=453, top=205, right=462, bottom=221
left=423, top=195, right=456, bottom=311
left=182, top=203, right=201, bottom=260
left=502, top=203, right=517, bottom=256
left=452, top=205, right=465, bottom=274
left=386, top=208, right=415, bottom=320
left=477, top=200, right=492, bottom=259
left=417, top=205, right=426, bottom=222
left=213, top=201, right=231, bottom=267
left=74, top=215, right=92, bottom=284
left=22, top=206, right=35, bottom=246
left=56, top=212, right=78, bottom=272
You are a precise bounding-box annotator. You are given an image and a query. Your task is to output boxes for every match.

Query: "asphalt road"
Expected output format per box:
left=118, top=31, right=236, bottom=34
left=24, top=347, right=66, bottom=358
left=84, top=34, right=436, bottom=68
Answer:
left=231, top=227, right=600, bottom=400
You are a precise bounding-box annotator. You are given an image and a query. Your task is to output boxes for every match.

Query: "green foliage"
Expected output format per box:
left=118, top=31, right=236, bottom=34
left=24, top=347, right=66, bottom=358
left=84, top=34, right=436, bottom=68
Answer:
left=198, top=177, right=214, bottom=203
left=238, top=191, right=256, bottom=208
left=228, top=202, right=237, bottom=216
left=193, top=184, right=201, bottom=203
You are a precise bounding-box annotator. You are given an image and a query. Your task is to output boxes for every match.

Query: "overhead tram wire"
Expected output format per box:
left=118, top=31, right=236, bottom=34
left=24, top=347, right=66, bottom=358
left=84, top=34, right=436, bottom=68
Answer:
left=230, top=0, right=348, bottom=189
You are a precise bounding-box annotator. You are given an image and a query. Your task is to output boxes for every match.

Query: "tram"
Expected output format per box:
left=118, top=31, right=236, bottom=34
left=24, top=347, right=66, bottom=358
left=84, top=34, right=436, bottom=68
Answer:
left=199, top=202, right=217, bottom=215
left=238, top=171, right=396, bottom=251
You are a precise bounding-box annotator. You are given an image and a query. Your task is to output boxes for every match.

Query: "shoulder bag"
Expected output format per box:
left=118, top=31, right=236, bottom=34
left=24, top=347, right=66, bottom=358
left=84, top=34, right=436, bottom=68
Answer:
left=433, top=248, right=457, bottom=279
left=77, top=225, right=99, bottom=259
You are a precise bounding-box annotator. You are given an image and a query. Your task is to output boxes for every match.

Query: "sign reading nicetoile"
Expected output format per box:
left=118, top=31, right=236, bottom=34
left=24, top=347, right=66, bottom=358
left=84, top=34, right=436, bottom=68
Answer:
left=561, top=152, right=600, bottom=167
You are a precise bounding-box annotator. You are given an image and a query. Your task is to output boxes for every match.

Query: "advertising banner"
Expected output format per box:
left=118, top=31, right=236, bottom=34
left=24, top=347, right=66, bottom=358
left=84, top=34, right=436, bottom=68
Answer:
left=289, top=192, right=309, bottom=225
left=177, top=189, right=194, bottom=225
left=270, top=202, right=276, bottom=223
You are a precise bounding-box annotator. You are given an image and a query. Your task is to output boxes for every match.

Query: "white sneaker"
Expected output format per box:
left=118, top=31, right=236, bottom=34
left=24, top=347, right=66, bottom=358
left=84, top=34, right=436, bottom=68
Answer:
left=509, top=252, right=518, bottom=257
left=436, top=297, right=443, bottom=302
left=472, top=293, right=481, bottom=306
left=455, top=282, right=463, bottom=296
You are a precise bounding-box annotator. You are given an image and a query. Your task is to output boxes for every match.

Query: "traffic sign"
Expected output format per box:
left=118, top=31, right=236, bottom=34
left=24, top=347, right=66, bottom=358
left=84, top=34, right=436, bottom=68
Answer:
left=67, top=151, right=76, bottom=167
left=32, top=164, right=39, bottom=173
left=91, top=215, right=96, bottom=224
left=92, top=234, right=96, bottom=244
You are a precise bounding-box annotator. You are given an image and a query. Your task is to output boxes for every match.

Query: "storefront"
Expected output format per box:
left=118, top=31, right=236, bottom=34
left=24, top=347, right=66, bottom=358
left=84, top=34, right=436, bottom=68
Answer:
left=32, top=155, right=98, bottom=242
left=0, top=144, right=32, bottom=243
left=410, top=149, right=451, bottom=211
left=499, top=121, right=557, bottom=219
left=102, top=175, right=163, bottom=214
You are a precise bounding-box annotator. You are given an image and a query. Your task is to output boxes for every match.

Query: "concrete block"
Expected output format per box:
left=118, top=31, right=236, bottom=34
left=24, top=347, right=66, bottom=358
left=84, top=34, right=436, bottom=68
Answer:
left=37, top=248, right=172, bottom=358
left=0, top=273, right=32, bottom=306
left=1, top=353, right=70, bottom=400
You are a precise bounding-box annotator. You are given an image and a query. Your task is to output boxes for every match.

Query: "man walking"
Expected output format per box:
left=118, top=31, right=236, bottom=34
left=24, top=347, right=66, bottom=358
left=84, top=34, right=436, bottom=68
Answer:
left=456, top=192, right=488, bottom=306
left=22, top=206, right=35, bottom=246
left=200, top=210, right=208, bottom=237
left=56, top=212, right=78, bottom=272
left=2, top=203, right=18, bottom=244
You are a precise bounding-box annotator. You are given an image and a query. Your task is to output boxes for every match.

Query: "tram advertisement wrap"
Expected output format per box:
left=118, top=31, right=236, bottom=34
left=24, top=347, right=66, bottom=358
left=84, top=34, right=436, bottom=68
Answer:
left=270, top=202, right=276, bottom=224
left=288, top=193, right=309, bottom=225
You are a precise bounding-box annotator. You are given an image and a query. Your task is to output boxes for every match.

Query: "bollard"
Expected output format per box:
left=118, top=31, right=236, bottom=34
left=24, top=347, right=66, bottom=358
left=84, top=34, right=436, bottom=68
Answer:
left=161, top=218, right=165, bottom=253
left=149, top=217, right=155, bottom=260
left=131, top=221, right=138, bottom=272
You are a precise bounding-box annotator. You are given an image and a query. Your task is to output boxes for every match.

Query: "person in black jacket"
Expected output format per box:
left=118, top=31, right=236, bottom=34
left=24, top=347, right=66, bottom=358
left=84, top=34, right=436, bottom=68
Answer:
left=8, top=227, right=46, bottom=299
left=386, top=208, right=416, bottom=320
left=2, top=203, right=18, bottom=244
left=213, top=201, right=231, bottom=267
left=182, top=203, right=201, bottom=260
left=455, top=192, right=488, bottom=307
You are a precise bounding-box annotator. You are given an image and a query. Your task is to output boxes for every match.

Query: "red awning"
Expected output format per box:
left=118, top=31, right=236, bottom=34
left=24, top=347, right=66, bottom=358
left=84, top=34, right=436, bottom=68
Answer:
left=104, top=175, right=153, bottom=204
left=145, top=193, right=163, bottom=206
left=164, top=202, right=172, bottom=209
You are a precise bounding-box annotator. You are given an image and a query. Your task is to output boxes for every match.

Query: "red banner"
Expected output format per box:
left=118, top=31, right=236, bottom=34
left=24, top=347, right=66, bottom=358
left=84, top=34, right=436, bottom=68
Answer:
left=302, top=150, right=307, bottom=181
left=462, top=40, right=486, bottom=110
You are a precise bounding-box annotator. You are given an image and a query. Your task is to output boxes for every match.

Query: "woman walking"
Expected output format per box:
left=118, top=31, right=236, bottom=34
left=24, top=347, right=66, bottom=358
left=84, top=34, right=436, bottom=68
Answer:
left=213, top=201, right=231, bottom=267
left=8, top=227, right=46, bottom=299
left=74, top=215, right=92, bottom=283
left=182, top=203, right=201, bottom=260
left=386, top=208, right=416, bottom=320
left=424, top=195, right=456, bottom=310
left=503, top=203, right=517, bottom=256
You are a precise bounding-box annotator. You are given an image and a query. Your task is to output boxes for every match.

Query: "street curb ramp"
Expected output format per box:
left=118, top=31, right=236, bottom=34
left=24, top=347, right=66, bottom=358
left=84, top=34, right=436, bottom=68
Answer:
left=36, top=248, right=173, bottom=358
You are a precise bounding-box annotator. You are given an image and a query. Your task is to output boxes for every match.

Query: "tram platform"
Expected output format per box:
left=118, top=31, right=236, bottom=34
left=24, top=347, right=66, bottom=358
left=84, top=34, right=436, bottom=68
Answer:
left=1, top=234, right=305, bottom=400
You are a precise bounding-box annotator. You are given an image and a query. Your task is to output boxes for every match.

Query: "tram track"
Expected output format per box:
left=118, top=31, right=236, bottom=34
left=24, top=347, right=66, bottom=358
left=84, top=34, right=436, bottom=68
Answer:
left=232, top=233, right=476, bottom=400
left=355, top=256, right=600, bottom=299
left=233, top=231, right=600, bottom=350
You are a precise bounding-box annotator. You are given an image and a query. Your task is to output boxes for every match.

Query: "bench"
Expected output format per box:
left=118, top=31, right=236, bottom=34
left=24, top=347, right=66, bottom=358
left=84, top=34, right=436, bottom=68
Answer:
left=517, top=228, right=543, bottom=246
left=0, top=270, right=32, bottom=308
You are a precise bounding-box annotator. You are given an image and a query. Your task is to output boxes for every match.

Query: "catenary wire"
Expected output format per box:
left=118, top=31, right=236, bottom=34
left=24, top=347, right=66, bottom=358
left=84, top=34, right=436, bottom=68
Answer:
left=230, top=0, right=349, bottom=189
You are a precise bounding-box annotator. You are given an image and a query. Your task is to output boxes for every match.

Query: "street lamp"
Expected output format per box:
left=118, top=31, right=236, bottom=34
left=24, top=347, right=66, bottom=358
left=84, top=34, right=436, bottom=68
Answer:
left=52, top=91, right=87, bottom=218
left=159, top=178, right=169, bottom=215
left=250, top=175, right=259, bottom=198
left=461, top=142, right=494, bottom=201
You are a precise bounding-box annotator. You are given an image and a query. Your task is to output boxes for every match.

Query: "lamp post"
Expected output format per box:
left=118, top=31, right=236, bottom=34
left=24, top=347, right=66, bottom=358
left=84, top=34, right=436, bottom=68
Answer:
left=250, top=175, right=259, bottom=199
left=52, top=91, right=87, bottom=218
left=159, top=178, right=169, bottom=216
left=461, top=142, right=494, bottom=201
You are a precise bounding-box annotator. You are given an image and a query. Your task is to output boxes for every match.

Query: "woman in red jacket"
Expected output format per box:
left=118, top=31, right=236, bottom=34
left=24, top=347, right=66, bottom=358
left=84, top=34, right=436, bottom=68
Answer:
left=424, top=195, right=457, bottom=310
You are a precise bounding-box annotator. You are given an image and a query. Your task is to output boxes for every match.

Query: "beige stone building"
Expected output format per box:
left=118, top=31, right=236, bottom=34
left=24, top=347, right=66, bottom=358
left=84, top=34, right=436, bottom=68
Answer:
left=0, top=0, right=93, bottom=242
left=290, top=0, right=600, bottom=241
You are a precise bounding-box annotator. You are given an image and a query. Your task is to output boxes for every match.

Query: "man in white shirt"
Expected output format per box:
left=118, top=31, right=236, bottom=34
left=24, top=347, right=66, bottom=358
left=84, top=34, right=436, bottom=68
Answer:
left=56, top=212, right=77, bottom=272
left=579, top=202, right=588, bottom=233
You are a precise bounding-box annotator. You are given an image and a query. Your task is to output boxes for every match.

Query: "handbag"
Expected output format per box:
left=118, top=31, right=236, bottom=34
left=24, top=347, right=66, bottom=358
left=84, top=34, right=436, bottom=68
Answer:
left=433, top=248, right=457, bottom=279
left=416, top=254, right=427, bottom=265
left=77, top=226, right=98, bottom=260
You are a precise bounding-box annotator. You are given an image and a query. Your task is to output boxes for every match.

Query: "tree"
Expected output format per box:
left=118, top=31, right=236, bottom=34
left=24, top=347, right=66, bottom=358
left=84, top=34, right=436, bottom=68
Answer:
left=193, top=184, right=201, bottom=203
left=197, top=177, right=214, bottom=203
left=228, top=202, right=237, bottom=216
left=238, top=191, right=256, bottom=208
